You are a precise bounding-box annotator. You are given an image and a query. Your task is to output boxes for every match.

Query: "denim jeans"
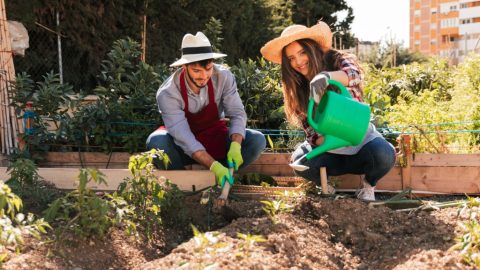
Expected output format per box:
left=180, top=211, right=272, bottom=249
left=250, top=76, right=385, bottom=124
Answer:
left=291, top=137, right=396, bottom=186
left=146, top=128, right=266, bottom=170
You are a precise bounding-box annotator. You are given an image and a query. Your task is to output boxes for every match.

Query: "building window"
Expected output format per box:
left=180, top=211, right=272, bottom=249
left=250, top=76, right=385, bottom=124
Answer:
left=414, top=25, right=420, bottom=31
left=431, top=7, right=437, bottom=14
left=431, top=39, right=437, bottom=45
left=431, top=23, right=436, bottom=29
left=460, top=19, right=471, bottom=24
left=414, top=10, right=421, bottom=16
left=441, top=18, right=458, bottom=28
left=414, top=40, right=420, bottom=45
left=460, top=3, right=467, bottom=8
left=450, top=5, right=457, bottom=11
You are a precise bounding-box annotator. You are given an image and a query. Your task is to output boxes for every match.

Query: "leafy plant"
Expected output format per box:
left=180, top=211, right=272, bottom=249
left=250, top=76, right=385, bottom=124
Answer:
left=451, top=196, right=480, bottom=267
left=190, top=224, right=226, bottom=268
left=44, top=169, right=116, bottom=240
left=6, top=158, right=63, bottom=214
left=115, top=149, right=186, bottom=241
left=260, top=197, right=294, bottom=224
left=236, top=232, right=267, bottom=257
left=235, top=173, right=276, bottom=187
left=0, top=181, right=50, bottom=263
left=363, top=55, right=480, bottom=153
left=231, top=58, right=284, bottom=129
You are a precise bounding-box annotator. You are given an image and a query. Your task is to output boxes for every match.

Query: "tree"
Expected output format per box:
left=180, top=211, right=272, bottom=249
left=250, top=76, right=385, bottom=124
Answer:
left=291, top=0, right=355, bottom=49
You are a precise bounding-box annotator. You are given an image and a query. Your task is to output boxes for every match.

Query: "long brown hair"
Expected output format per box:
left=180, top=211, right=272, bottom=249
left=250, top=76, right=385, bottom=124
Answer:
left=281, top=39, right=361, bottom=126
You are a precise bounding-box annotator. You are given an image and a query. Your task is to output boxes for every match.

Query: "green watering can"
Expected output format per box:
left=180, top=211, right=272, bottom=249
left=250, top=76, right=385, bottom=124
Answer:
left=290, top=80, right=371, bottom=171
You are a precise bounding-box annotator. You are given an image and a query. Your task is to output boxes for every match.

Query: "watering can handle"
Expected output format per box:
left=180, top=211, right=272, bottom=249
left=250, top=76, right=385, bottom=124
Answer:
left=328, top=80, right=352, bottom=99
left=307, top=80, right=351, bottom=131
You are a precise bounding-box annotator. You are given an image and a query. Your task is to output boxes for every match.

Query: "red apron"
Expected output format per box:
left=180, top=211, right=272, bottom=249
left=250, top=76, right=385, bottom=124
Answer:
left=178, top=70, right=228, bottom=160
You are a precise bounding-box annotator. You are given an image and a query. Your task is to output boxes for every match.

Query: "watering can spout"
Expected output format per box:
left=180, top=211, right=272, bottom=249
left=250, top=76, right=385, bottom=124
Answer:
left=305, top=135, right=351, bottom=159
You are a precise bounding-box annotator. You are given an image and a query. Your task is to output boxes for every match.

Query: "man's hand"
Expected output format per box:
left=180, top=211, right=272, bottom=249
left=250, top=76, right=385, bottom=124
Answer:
left=310, top=72, right=330, bottom=103
left=227, top=141, right=243, bottom=170
left=210, top=161, right=232, bottom=187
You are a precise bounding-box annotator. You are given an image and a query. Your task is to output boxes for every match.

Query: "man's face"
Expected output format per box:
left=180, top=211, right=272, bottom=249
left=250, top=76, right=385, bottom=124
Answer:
left=184, top=62, right=214, bottom=90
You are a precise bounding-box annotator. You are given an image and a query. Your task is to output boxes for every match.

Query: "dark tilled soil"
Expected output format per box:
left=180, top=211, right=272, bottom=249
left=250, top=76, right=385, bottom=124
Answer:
left=3, top=194, right=476, bottom=270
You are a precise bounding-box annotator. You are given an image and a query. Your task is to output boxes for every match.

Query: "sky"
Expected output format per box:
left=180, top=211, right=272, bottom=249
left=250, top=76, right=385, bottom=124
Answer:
left=343, top=0, right=410, bottom=47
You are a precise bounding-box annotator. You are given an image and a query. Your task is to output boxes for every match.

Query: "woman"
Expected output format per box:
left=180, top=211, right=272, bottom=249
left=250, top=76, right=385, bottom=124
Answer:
left=260, top=22, right=395, bottom=201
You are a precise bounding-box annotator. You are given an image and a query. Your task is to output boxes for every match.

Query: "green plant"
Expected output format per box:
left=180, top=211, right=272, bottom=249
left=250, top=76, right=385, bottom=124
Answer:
left=44, top=169, right=116, bottom=240
left=6, top=158, right=63, bottom=214
left=115, top=149, right=186, bottom=241
left=236, top=232, right=267, bottom=257
left=231, top=58, right=284, bottom=129
left=363, top=55, right=480, bottom=153
left=452, top=219, right=480, bottom=267
left=235, top=173, right=276, bottom=187
left=0, top=181, right=50, bottom=263
left=260, top=197, right=294, bottom=224
left=190, top=224, right=226, bottom=268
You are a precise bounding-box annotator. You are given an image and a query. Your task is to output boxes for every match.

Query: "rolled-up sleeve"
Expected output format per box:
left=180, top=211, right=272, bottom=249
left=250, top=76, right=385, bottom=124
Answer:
left=220, top=71, right=247, bottom=138
left=340, top=56, right=362, bottom=87
left=157, top=82, right=205, bottom=157
left=339, top=55, right=364, bottom=102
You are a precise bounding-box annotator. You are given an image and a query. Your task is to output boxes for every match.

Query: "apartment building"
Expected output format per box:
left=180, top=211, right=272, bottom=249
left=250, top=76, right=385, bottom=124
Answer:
left=410, top=0, right=480, bottom=64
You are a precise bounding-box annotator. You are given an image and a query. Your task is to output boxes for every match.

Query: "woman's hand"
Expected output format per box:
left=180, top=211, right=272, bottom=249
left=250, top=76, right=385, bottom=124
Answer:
left=315, top=135, right=325, bottom=146
left=310, top=72, right=330, bottom=103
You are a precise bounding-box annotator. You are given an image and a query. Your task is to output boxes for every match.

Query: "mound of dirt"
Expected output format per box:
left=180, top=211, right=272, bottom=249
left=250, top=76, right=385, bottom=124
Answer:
left=3, top=195, right=474, bottom=270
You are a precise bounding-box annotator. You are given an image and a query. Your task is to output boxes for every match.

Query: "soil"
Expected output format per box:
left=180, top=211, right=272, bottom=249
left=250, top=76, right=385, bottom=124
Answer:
left=3, top=192, right=477, bottom=270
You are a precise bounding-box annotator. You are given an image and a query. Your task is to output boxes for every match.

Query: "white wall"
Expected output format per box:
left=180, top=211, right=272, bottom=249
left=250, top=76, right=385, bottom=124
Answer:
left=459, top=6, right=480, bottom=19
left=459, top=22, right=480, bottom=34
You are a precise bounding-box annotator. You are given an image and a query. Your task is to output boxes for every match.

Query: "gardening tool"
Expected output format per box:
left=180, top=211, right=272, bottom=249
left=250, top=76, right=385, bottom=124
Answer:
left=289, top=79, right=371, bottom=170
left=218, top=162, right=235, bottom=200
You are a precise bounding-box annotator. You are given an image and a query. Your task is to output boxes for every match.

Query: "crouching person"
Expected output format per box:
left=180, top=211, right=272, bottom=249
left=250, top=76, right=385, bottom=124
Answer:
left=146, top=31, right=266, bottom=186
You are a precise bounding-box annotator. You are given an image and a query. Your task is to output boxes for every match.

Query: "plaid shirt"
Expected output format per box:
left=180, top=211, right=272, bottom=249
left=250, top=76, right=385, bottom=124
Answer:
left=302, top=54, right=363, bottom=146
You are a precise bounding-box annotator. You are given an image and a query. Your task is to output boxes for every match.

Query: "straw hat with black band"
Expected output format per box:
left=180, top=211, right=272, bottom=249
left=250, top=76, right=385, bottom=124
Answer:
left=260, top=21, right=333, bottom=64
left=170, top=32, right=226, bottom=67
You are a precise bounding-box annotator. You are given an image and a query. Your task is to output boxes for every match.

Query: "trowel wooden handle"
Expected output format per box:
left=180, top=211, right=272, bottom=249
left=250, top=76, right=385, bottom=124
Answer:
left=218, top=167, right=234, bottom=200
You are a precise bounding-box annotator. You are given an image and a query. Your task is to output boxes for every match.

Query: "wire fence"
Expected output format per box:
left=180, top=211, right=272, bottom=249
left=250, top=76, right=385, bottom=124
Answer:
left=13, top=21, right=99, bottom=90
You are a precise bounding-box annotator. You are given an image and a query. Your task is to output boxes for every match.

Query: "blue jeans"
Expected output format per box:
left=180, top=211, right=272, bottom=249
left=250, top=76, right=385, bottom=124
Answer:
left=146, top=129, right=266, bottom=170
left=291, top=137, right=396, bottom=186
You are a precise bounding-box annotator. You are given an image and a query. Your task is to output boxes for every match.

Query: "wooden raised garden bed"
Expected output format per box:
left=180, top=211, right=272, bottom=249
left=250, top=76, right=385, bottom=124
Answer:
left=9, top=148, right=477, bottom=195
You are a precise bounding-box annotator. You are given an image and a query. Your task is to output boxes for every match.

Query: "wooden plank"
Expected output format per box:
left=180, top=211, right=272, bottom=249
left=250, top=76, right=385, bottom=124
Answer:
left=0, top=167, right=214, bottom=192
left=252, top=153, right=290, bottom=165
left=240, top=164, right=295, bottom=176
left=43, top=152, right=133, bottom=164
left=333, top=167, right=403, bottom=190
left=411, top=167, right=480, bottom=194
left=413, top=154, right=480, bottom=167
left=42, top=152, right=292, bottom=166
left=39, top=163, right=128, bottom=169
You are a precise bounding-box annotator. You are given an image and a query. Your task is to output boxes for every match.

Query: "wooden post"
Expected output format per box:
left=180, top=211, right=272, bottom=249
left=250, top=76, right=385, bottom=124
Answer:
left=0, top=0, right=19, bottom=154
left=399, top=135, right=412, bottom=190
left=320, top=167, right=328, bottom=194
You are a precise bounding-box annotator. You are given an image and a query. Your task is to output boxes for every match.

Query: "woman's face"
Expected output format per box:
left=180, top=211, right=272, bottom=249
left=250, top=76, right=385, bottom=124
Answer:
left=285, top=41, right=309, bottom=77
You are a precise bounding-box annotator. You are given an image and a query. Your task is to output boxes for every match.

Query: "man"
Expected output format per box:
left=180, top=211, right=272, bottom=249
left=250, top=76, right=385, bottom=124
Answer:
left=146, top=32, right=266, bottom=187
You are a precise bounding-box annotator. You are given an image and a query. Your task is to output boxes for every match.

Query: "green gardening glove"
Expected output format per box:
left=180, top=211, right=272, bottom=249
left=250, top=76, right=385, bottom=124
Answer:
left=210, top=161, right=232, bottom=187
left=227, top=141, right=243, bottom=171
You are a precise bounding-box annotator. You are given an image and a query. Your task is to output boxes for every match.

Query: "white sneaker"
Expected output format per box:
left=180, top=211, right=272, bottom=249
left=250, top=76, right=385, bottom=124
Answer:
left=356, top=180, right=375, bottom=201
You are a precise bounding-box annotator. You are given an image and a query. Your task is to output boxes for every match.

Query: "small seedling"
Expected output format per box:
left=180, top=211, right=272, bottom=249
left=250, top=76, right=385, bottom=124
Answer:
left=260, top=198, right=294, bottom=224
left=236, top=232, right=267, bottom=257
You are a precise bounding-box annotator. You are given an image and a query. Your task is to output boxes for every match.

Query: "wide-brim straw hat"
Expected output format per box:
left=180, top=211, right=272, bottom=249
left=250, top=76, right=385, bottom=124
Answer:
left=260, top=22, right=332, bottom=64
left=171, top=32, right=226, bottom=67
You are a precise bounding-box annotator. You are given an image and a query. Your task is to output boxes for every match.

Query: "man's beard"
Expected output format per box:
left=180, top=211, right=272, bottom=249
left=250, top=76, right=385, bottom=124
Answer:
left=186, top=69, right=208, bottom=89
